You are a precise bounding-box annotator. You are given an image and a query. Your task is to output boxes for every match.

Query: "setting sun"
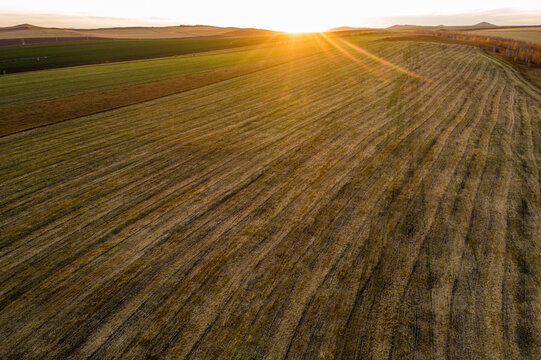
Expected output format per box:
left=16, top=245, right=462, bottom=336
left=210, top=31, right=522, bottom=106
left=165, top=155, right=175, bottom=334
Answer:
left=282, top=27, right=323, bottom=34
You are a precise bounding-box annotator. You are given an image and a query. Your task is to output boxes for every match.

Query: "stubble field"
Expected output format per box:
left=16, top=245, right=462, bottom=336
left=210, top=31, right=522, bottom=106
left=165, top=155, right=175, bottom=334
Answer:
left=0, top=36, right=540, bottom=359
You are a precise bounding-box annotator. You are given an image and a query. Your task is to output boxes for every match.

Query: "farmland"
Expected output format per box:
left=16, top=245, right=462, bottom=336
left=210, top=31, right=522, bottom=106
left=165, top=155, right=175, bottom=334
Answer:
left=467, top=26, right=541, bottom=45
left=0, top=34, right=391, bottom=136
left=1, top=33, right=541, bottom=360
left=0, top=36, right=286, bottom=74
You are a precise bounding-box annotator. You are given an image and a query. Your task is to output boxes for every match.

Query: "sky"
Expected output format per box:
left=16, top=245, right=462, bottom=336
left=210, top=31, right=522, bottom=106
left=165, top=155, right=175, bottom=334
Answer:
left=1, top=0, right=541, bottom=32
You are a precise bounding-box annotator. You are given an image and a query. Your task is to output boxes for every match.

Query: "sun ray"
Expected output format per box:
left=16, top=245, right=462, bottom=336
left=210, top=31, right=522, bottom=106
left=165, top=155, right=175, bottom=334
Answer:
left=318, top=32, right=382, bottom=78
left=317, top=32, right=430, bottom=83
left=340, top=38, right=431, bottom=82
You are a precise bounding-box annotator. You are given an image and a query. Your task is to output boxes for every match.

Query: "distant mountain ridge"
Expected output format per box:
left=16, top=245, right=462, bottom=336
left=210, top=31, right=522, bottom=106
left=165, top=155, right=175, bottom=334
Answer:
left=474, top=21, right=496, bottom=27
left=0, top=23, right=44, bottom=32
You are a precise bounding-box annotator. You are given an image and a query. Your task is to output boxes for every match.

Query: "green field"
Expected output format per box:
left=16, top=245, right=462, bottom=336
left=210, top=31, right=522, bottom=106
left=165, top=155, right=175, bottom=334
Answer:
left=0, top=34, right=392, bottom=136
left=0, top=36, right=286, bottom=74
left=1, top=34, right=541, bottom=359
left=0, top=35, right=393, bottom=107
left=0, top=38, right=326, bottom=136
left=0, top=39, right=325, bottom=106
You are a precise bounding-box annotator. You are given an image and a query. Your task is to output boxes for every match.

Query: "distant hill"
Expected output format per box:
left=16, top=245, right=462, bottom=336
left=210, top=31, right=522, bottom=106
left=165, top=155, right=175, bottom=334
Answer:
left=387, top=24, right=423, bottom=30
left=0, top=23, right=43, bottom=32
left=221, top=28, right=278, bottom=37
left=327, top=26, right=371, bottom=32
left=0, top=23, right=280, bottom=44
left=473, top=22, right=496, bottom=27
left=388, top=23, right=502, bottom=31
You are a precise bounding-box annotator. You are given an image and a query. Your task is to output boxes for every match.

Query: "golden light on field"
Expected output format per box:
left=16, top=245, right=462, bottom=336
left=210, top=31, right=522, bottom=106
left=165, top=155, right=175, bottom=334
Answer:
left=312, top=32, right=429, bottom=82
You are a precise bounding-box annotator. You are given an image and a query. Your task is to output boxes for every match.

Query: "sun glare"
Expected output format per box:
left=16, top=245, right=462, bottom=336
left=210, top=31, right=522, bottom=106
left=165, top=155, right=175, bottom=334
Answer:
left=275, top=20, right=328, bottom=34
left=283, top=26, right=324, bottom=34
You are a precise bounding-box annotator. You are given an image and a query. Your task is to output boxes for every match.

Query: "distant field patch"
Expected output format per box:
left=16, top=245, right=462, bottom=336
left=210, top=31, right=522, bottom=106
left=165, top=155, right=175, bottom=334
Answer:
left=467, top=27, right=541, bottom=45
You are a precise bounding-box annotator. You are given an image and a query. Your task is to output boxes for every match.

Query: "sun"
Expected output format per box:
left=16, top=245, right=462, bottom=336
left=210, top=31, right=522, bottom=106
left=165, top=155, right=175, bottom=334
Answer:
left=273, top=20, right=327, bottom=34
left=282, top=26, right=324, bottom=34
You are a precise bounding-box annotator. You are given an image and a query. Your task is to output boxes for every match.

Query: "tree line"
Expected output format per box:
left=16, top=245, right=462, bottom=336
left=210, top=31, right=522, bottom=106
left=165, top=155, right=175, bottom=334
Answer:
left=421, top=30, right=541, bottom=67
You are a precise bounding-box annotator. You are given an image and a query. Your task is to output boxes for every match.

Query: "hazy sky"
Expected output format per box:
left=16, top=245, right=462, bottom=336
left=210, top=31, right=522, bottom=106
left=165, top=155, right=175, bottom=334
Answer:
left=2, top=0, right=541, bottom=31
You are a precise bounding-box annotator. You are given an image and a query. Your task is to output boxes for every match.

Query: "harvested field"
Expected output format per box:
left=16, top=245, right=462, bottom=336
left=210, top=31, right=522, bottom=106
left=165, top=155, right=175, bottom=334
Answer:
left=0, top=38, right=540, bottom=359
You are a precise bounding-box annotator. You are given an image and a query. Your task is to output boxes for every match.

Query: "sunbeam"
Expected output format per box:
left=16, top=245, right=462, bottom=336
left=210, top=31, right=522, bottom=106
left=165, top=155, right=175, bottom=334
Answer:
left=340, top=37, right=430, bottom=82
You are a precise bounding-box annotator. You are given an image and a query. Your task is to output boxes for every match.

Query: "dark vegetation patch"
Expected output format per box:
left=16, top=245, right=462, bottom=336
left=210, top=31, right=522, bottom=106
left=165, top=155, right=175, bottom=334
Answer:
left=0, top=36, right=286, bottom=74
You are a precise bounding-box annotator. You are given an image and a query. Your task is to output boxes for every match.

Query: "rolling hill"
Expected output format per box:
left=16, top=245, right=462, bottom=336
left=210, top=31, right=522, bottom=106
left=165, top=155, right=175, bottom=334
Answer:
left=0, top=23, right=278, bottom=45
left=473, top=21, right=496, bottom=27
